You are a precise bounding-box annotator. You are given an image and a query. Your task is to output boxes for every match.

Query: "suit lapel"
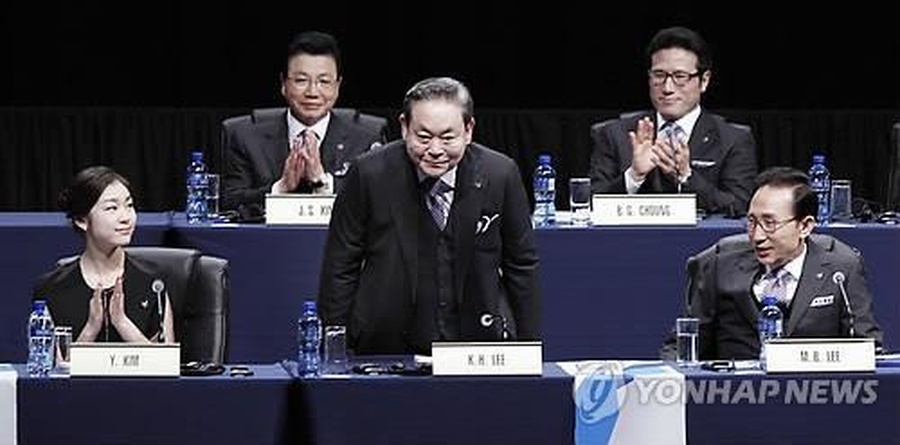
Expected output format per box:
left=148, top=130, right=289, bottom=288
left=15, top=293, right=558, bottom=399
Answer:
left=689, top=112, right=719, bottom=160
left=387, top=145, right=421, bottom=302
left=451, top=145, right=486, bottom=304
left=785, top=242, right=831, bottom=335
left=320, top=112, right=349, bottom=173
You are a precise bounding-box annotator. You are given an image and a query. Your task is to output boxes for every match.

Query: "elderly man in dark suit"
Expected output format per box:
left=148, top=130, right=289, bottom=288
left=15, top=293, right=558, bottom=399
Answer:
left=590, top=26, right=757, bottom=216
left=318, top=77, right=540, bottom=356
left=221, top=31, right=386, bottom=219
left=667, top=167, right=883, bottom=360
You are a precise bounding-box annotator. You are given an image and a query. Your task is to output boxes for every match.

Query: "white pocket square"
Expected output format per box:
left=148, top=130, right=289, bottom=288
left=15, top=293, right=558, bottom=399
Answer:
left=690, top=159, right=717, bottom=168
left=810, top=295, right=835, bottom=307
left=476, top=213, right=500, bottom=234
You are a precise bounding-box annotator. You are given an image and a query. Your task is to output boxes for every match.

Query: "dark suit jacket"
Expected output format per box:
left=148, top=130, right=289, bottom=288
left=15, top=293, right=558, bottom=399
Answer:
left=674, top=233, right=883, bottom=360
left=589, top=110, right=758, bottom=216
left=318, top=141, right=541, bottom=355
left=220, top=107, right=387, bottom=219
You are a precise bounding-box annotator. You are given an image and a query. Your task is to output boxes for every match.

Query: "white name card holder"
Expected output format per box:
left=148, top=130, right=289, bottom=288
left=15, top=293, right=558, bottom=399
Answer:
left=592, top=194, right=697, bottom=226
left=432, top=341, right=543, bottom=376
left=69, top=343, right=181, bottom=377
left=265, top=194, right=336, bottom=225
left=763, top=338, right=876, bottom=373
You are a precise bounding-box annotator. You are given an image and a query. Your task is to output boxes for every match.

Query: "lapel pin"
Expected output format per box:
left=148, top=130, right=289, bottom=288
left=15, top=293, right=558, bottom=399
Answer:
left=337, top=143, right=345, bottom=151
left=703, top=136, right=710, bottom=143
left=816, top=272, right=824, bottom=280
left=474, top=180, right=482, bottom=189
left=140, top=299, right=149, bottom=309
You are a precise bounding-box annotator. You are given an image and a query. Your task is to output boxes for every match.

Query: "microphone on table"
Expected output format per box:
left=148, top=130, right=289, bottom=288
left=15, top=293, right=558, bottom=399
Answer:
left=480, top=312, right=510, bottom=340
left=832, top=271, right=856, bottom=338
left=151, top=279, right=167, bottom=342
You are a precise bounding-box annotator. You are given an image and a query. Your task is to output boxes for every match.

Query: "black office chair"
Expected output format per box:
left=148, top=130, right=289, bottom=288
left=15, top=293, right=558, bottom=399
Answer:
left=58, top=247, right=229, bottom=364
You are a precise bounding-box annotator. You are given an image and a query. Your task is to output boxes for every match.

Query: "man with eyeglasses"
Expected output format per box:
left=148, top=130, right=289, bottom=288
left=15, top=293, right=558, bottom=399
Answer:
left=221, top=31, right=387, bottom=220
left=318, top=77, right=540, bottom=355
left=589, top=26, right=758, bottom=217
left=663, top=167, right=883, bottom=360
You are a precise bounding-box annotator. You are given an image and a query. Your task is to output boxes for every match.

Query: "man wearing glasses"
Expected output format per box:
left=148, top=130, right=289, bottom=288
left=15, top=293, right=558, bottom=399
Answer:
left=221, top=31, right=387, bottom=219
left=589, top=26, right=758, bottom=216
left=668, top=167, right=883, bottom=360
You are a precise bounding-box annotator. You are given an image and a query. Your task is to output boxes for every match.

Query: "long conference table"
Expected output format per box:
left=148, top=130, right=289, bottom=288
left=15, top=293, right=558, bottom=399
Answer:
left=1, top=213, right=898, bottom=363
left=13, top=361, right=900, bottom=444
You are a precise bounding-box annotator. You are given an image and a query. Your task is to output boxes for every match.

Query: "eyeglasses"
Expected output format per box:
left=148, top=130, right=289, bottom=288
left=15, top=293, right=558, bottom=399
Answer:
left=286, top=76, right=338, bottom=92
left=746, top=216, right=796, bottom=234
left=648, top=70, right=702, bottom=87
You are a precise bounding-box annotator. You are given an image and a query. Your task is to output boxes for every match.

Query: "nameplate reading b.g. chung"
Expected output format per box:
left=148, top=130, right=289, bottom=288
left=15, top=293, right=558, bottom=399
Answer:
left=265, top=194, right=335, bottom=225
left=69, top=343, right=181, bottom=377
left=592, top=194, right=697, bottom=226
left=763, top=338, right=876, bottom=373
left=431, top=341, right=543, bottom=376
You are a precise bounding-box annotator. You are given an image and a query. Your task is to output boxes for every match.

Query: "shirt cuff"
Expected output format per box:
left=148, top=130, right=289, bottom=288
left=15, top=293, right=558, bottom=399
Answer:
left=624, top=166, right=644, bottom=194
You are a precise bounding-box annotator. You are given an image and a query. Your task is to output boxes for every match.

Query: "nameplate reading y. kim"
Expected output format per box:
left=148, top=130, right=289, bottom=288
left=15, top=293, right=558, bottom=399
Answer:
left=265, top=194, right=336, bottom=225
left=69, top=343, right=180, bottom=377
left=592, top=194, right=697, bottom=226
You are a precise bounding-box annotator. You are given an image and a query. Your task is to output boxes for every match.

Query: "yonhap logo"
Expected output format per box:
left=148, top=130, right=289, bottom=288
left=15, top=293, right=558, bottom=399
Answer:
left=574, top=362, right=627, bottom=424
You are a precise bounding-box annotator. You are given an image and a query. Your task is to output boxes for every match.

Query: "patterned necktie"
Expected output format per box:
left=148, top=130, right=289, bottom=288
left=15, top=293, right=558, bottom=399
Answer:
left=663, top=121, right=685, bottom=147
left=763, top=268, right=792, bottom=304
left=427, top=179, right=452, bottom=230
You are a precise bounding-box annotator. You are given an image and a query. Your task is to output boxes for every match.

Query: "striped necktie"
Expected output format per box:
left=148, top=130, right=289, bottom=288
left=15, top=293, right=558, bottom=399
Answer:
left=427, top=179, right=452, bottom=230
left=763, top=268, right=792, bottom=304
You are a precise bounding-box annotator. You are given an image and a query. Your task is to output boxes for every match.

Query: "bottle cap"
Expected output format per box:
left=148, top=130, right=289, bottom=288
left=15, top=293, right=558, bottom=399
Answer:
left=538, top=154, right=551, bottom=165
left=302, top=300, right=317, bottom=311
left=761, top=295, right=778, bottom=307
left=32, top=300, right=47, bottom=310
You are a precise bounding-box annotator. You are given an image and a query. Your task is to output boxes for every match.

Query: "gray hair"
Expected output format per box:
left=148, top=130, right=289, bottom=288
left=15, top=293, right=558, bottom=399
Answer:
left=402, top=77, right=474, bottom=124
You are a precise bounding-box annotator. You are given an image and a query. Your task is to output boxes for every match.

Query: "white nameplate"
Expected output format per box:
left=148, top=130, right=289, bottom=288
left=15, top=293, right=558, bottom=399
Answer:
left=69, top=343, right=181, bottom=377
left=764, top=338, right=875, bottom=373
left=265, top=194, right=335, bottom=225
left=432, top=341, right=543, bottom=376
left=592, top=194, right=697, bottom=226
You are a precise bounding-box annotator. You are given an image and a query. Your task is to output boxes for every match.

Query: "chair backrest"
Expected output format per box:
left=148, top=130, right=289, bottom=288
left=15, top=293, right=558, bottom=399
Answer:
left=57, top=247, right=229, bottom=363
left=887, top=122, right=900, bottom=211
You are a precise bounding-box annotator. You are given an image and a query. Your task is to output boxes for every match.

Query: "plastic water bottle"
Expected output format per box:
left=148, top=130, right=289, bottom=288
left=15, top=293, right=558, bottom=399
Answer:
left=186, top=151, right=209, bottom=224
left=757, top=295, right=783, bottom=368
left=808, top=153, right=831, bottom=225
left=297, top=300, right=322, bottom=378
left=27, top=300, right=55, bottom=377
left=532, top=154, right=557, bottom=228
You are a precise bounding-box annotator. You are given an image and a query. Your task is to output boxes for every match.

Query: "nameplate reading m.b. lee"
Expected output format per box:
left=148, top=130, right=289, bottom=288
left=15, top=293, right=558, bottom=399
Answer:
left=592, top=194, right=697, bottom=226
left=431, top=341, right=542, bottom=376
left=265, top=194, right=335, bottom=225
left=69, top=343, right=181, bottom=377
left=763, top=338, right=876, bottom=373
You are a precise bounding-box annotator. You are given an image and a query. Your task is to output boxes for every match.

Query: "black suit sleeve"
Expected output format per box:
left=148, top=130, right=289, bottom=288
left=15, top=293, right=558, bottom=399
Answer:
left=220, top=121, right=270, bottom=217
left=589, top=120, right=629, bottom=194
left=499, top=160, right=541, bottom=339
left=843, top=250, right=884, bottom=348
left=318, top=161, right=368, bottom=326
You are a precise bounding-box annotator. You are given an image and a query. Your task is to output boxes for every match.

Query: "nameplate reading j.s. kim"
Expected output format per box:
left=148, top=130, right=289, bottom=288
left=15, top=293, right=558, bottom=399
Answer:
left=69, top=343, right=181, bottom=377
left=763, top=338, right=876, bottom=373
left=431, top=341, right=543, bottom=376
left=592, top=194, right=697, bottom=226
left=265, top=194, right=336, bottom=225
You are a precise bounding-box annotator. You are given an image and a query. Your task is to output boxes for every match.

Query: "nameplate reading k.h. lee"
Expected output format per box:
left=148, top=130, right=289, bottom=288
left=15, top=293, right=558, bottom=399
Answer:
left=431, top=341, right=543, bottom=376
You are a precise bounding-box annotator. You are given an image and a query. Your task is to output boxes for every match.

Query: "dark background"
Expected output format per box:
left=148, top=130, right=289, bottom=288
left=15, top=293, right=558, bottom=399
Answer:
left=2, top=3, right=899, bottom=211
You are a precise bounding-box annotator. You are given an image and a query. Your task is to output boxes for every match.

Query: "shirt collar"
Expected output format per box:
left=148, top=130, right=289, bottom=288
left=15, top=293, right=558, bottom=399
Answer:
left=767, top=241, right=808, bottom=281
left=287, top=111, right=331, bottom=142
left=656, top=105, right=701, bottom=140
left=417, top=167, right=458, bottom=190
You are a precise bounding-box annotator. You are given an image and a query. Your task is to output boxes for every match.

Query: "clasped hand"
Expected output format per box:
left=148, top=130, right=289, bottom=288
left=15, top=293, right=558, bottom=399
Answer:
left=629, top=117, right=691, bottom=182
left=278, top=133, right=325, bottom=192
